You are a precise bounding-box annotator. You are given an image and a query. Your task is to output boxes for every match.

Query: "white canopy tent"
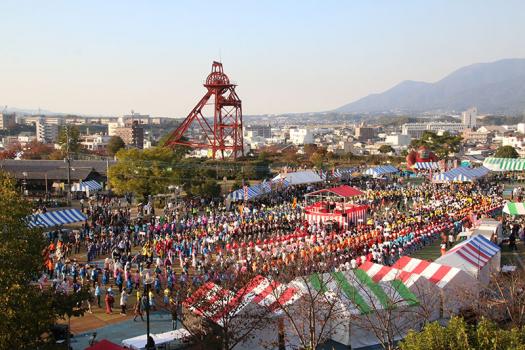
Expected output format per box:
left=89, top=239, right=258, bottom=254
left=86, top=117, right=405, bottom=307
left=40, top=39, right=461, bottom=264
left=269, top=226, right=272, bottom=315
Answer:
left=272, top=170, right=324, bottom=185
left=121, top=329, right=191, bottom=349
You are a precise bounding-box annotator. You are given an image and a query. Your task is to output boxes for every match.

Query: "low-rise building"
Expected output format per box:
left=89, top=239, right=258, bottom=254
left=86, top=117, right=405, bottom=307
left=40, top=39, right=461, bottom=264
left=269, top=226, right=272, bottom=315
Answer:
left=80, top=134, right=111, bottom=152
left=385, top=133, right=411, bottom=147
left=354, top=123, right=376, bottom=142
left=402, top=122, right=465, bottom=139
left=244, top=124, right=272, bottom=139
left=289, top=128, right=313, bottom=145
left=462, top=129, right=492, bottom=145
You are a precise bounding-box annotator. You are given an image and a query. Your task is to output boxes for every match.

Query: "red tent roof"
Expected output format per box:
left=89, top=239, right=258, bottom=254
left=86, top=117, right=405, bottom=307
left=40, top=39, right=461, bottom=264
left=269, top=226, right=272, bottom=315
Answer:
left=86, top=339, right=126, bottom=350
left=307, top=185, right=364, bottom=198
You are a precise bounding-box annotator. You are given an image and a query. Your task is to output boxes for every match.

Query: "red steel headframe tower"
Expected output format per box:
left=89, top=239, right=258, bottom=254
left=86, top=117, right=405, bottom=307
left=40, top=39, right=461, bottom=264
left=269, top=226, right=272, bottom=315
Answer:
left=165, top=61, right=244, bottom=160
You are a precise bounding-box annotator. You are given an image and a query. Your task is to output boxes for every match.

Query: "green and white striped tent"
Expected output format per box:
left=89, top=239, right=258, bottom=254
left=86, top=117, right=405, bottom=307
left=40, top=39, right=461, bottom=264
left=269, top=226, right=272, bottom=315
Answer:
left=289, top=270, right=420, bottom=349
left=503, top=202, right=525, bottom=215
left=483, top=157, right=525, bottom=171
left=292, top=269, right=419, bottom=316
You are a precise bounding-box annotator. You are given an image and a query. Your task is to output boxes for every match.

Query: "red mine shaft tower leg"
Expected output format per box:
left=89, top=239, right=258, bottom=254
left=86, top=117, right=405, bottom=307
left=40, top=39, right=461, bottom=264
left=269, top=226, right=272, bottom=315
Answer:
left=165, top=62, right=244, bottom=160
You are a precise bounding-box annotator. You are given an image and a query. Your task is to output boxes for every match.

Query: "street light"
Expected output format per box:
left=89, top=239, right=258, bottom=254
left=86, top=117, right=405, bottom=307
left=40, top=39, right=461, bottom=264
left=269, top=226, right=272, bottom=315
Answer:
left=142, top=267, right=156, bottom=350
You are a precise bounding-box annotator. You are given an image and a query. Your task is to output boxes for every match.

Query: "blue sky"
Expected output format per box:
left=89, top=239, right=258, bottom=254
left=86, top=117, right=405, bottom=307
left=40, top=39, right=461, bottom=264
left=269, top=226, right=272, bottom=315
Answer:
left=0, top=0, right=524, bottom=117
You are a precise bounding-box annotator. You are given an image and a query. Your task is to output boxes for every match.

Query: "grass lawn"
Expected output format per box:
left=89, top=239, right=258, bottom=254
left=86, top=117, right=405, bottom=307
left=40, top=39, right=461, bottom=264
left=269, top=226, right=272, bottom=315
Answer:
left=409, top=239, right=443, bottom=261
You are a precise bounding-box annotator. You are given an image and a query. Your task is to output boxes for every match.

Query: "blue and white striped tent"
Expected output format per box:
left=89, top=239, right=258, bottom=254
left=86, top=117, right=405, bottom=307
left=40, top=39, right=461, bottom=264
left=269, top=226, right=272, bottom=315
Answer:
left=363, top=165, right=398, bottom=177
left=452, top=173, right=472, bottom=182
left=433, top=172, right=453, bottom=182
left=333, top=167, right=356, bottom=178
left=433, top=166, right=489, bottom=183
left=71, top=180, right=103, bottom=192
left=413, top=162, right=439, bottom=170
left=27, top=209, right=87, bottom=228
left=227, top=178, right=291, bottom=202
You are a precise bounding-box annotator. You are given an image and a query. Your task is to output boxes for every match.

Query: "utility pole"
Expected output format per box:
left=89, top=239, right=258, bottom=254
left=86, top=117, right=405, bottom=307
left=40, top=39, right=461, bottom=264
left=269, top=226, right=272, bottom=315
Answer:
left=106, top=158, right=110, bottom=190
left=65, top=125, right=71, bottom=206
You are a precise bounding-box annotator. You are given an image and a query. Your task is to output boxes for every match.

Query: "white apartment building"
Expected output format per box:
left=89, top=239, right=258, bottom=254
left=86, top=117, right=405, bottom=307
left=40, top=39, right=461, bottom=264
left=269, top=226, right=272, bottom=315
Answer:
left=108, top=122, right=121, bottom=136
left=501, top=136, right=525, bottom=149
left=80, top=134, right=111, bottom=151
left=461, top=107, right=477, bottom=128
left=289, top=128, right=313, bottom=145
left=402, top=122, right=465, bottom=139
left=385, top=133, right=411, bottom=147
left=517, top=123, right=525, bottom=134
left=36, top=118, right=60, bottom=143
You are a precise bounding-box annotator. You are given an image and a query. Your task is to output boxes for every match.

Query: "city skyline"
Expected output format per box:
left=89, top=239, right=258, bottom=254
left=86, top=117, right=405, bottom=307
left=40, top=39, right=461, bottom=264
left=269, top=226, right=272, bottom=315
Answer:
left=1, top=0, right=525, bottom=117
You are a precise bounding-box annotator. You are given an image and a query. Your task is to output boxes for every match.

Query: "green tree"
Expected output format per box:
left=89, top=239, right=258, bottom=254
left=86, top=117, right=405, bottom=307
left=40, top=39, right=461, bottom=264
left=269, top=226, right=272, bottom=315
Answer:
left=108, top=147, right=180, bottom=201
left=495, top=145, right=519, bottom=159
left=190, top=179, right=221, bottom=198
left=378, top=145, right=395, bottom=154
left=156, top=134, right=191, bottom=159
left=107, top=135, right=126, bottom=156
left=0, top=172, right=89, bottom=349
left=58, top=124, right=81, bottom=154
left=410, top=131, right=462, bottom=159
left=400, top=317, right=525, bottom=350
left=309, top=152, right=325, bottom=168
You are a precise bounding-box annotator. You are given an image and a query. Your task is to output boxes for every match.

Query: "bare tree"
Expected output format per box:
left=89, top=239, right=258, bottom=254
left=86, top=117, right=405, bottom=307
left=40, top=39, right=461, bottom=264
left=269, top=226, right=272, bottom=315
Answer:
left=179, top=269, right=272, bottom=350
left=266, top=270, right=349, bottom=350
left=474, top=270, right=525, bottom=328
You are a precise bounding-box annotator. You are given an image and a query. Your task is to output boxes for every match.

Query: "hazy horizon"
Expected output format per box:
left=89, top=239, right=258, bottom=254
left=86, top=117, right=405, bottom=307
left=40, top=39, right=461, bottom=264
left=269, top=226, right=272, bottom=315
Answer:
left=1, top=0, right=524, bottom=117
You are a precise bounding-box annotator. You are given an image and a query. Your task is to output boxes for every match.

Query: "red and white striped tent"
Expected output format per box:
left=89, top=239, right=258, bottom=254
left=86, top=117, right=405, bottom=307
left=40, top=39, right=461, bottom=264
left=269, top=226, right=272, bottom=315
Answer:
left=183, top=276, right=302, bottom=326
left=304, top=204, right=368, bottom=227
left=392, top=256, right=478, bottom=315
left=359, top=261, right=443, bottom=321
left=359, top=261, right=432, bottom=288
left=435, top=235, right=501, bottom=286
left=392, top=256, right=468, bottom=289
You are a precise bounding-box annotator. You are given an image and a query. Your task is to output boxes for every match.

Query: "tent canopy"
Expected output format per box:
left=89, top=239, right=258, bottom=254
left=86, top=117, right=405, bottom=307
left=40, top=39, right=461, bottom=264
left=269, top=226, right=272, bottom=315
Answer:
left=364, top=165, right=398, bottom=177
left=433, top=166, right=489, bottom=183
left=272, top=170, right=324, bottom=185
left=413, top=162, right=439, bottom=170
left=27, top=208, right=87, bottom=228
left=71, top=180, right=103, bottom=192
left=227, top=178, right=290, bottom=202
left=436, top=235, right=500, bottom=271
left=392, top=256, right=466, bottom=289
left=292, top=270, right=418, bottom=316
left=121, top=329, right=190, bottom=350
left=184, top=276, right=302, bottom=325
left=333, top=167, right=356, bottom=178
left=306, top=185, right=364, bottom=198
left=86, top=339, right=126, bottom=350
left=483, top=157, right=525, bottom=171
left=503, top=202, right=525, bottom=215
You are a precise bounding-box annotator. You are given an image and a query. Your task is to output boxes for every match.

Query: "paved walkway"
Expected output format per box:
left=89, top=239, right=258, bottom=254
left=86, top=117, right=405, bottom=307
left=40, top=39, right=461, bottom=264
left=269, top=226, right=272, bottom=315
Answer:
left=70, top=311, right=173, bottom=349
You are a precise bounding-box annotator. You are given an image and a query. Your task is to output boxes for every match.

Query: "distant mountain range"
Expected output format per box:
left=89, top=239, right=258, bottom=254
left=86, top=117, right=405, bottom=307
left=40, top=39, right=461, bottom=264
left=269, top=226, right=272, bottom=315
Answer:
left=336, top=58, right=525, bottom=115
left=0, top=106, right=61, bottom=116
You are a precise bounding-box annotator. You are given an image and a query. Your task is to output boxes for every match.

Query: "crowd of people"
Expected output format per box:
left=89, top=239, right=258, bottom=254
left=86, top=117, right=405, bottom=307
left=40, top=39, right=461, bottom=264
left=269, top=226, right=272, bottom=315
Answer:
left=39, top=175, right=507, bottom=324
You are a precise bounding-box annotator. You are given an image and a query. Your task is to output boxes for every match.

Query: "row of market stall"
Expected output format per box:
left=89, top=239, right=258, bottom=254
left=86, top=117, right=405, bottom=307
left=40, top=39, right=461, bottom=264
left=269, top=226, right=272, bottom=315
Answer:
left=184, top=234, right=501, bottom=349
left=226, top=166, right=400, bottom=202
left=432, top=166, right=490, bottom=183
